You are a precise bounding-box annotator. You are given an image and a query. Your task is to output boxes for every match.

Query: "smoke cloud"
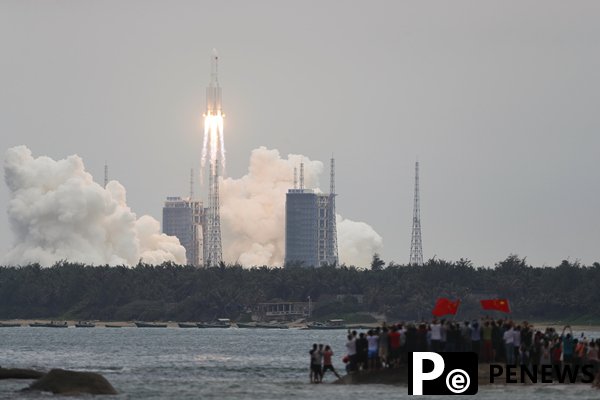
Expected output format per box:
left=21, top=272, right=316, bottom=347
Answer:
left=3, top=146, right=186, bottom=266
left=221, top=147, right=383, bottom=267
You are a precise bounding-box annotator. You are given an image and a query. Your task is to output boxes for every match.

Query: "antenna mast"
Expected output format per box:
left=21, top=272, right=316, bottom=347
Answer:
left=103, top=163, right=108, bottom=188
left=190, top=168, right=194, bottom=199
left=409, top=161, right=424, bottom=266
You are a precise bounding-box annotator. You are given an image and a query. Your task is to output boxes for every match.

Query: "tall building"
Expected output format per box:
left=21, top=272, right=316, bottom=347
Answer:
left=162, top=196, right=205, bottom=266
left=285, top=159, right=338, bottom=267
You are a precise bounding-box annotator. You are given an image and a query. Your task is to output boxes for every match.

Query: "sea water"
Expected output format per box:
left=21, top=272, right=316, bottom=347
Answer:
left=0, top=327, right=598, bottom=399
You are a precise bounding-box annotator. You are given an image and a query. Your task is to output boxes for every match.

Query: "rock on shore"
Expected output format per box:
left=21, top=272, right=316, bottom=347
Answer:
left=0, top=368, right=45, bottom=380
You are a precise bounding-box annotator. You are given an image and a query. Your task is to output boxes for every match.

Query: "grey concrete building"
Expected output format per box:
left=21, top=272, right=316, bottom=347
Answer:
left=162, top=197, right=205, bottom=266
left=285, top=188, right=336, bottom=267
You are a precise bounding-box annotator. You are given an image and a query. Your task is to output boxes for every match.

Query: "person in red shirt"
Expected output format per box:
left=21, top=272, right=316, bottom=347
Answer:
left=322, top=345, right=341, bottom=379
left=388, top=326, right=401, bottom=368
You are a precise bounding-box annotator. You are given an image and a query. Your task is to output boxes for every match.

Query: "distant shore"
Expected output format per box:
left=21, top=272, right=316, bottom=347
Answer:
left=2, top=319, right=600, bottom=333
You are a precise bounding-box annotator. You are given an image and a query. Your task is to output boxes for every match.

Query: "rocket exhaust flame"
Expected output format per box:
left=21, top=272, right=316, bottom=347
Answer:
left=201, top=49, right=225, bottom=175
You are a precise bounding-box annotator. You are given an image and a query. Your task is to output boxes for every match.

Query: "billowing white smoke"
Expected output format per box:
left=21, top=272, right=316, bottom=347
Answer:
left=221, top=147, right=383, bottom=267
left=3, top=146, right=186, bottom=266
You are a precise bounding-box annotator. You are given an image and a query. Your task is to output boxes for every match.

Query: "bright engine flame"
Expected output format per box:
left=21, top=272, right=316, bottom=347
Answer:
left=201, top=111, right=225, bottom=172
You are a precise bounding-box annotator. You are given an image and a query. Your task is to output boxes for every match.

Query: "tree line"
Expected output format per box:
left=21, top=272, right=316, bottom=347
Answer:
left=0, top=255, right=598, bottom=323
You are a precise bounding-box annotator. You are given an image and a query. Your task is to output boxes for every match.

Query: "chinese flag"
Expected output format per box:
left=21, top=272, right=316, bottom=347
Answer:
left=480, top=299, right=510, bottom=313
left=432, top=298, right=460, bottom=317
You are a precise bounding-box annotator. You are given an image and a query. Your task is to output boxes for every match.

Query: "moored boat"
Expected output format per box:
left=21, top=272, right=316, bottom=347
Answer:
left=307, top=319, right=347, bottom=330
left=255, top=322, right=289, bottom=329
left=197, top=318, right=232, bottom=328
left=236, top=322, right=258, bottom=328
left=177, top=322, right=197, bottom=328
left=29, top=321, right=68, bottom=328
left=0, top=322, right=21, bottom=327
left=105, top=324, right=122, bottom=328
left=134, top=321, right=168, bottom=328
left=75, top=321, right=95, bottom=328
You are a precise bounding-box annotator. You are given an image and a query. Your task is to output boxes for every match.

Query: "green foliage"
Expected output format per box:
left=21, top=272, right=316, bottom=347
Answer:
left=370, top=253, right=385, bottom=271
left=0, top=255, right=598, bottom=322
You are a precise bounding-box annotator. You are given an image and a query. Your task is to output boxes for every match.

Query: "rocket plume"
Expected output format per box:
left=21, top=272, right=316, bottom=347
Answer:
left=220, top=147, right=383, bottom=267
left=201, top=49, right=225, bottom=174
left=201, top=111, right=225, bottom=171
left=3, top=146, right=186, bottom=266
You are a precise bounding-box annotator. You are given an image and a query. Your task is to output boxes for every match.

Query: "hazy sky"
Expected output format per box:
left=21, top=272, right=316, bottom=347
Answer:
left=1, top=0, right=599, bottom=267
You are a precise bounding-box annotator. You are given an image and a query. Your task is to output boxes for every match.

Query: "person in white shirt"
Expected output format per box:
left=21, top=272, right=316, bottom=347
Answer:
left=367, top=330, right=379, bottom=370
left=512, top=326, right=521, bottom=364
left=503, top=325, right=515, bottom=364
left=430, top=319, right=442, bottom=352
left=345, top=334, right=357, bottom=372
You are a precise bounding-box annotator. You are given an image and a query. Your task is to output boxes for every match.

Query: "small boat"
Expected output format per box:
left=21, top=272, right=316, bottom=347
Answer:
left=255, top=322, right=289, bottom=329
left=177, top=323, right=197, bottom=328
left=197, top=318, right=231, bottom=328
left=30, top=321, right=68, bottom=328
left=236, top=322, right=258, bottom=329
left=134, top=321, right=168, bottom=328
left=75, top=321, right=95, bottom=328
left=307, top=319, right=347, bottom=330
left=0, top=322, right=21, bottom=327
left=105, top=324, right=122, bottom=328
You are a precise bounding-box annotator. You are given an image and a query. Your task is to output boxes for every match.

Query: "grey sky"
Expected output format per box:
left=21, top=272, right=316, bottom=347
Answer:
left=1, top=0, right=599, bottom=267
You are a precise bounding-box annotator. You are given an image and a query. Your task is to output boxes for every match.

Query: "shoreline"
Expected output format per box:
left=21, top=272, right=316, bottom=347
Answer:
left=2, top=320, right=600, bottom=333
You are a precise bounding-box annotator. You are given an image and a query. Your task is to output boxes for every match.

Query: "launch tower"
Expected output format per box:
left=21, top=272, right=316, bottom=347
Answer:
left=202, top=49, right=224, bottom=267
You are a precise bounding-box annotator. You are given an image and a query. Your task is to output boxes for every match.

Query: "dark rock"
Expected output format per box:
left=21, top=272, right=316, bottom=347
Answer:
left=334, top=367, right=408, bottom=385
left=25, top=369, right=117, bottom=395
left=0, top=367, right=45, bottom=380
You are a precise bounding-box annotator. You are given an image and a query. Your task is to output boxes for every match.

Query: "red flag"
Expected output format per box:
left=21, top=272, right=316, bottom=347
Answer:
left=432, top=298, right=460, bottom=317
left=480, top=298, right=510, bottom=313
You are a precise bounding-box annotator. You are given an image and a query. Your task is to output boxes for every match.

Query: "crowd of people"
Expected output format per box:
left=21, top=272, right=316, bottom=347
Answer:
left=319, top=318, right=600, bottom=376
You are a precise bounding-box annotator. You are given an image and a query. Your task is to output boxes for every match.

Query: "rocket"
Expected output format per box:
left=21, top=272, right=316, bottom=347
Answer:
left=206, top=48, right=222, bottom=115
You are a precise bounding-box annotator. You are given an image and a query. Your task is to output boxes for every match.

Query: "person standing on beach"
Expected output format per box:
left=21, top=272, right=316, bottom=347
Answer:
left=345, top=334, right=357, bottom=372
left=321, top=345, right=341, bottom=379
left=356, top=333, right=369, bottom=371
left=388, top=327, right=401, bottom=368
left=482, top=321, right=493, bottom=362
left=367, top=330, right=379, bottom=370
left=561, top=327, right=575, bottom=365
left=503, top=324, right=515, bottom=364
left=430, top=319, right=442, bottom=352
left=378, top=326, right=389, bottom=367
left=317, top=344, right=325, bottom=381
left=309, top=343, right=321, bottom=383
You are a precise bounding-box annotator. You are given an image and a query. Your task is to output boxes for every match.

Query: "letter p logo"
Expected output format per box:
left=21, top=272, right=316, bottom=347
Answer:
left=410, top=352, right=445, bottom=395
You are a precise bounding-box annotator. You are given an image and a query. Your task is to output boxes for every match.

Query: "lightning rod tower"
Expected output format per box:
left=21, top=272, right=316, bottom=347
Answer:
left=293, top=166, right=298, bottom=189
left=327, top=156, right=339, bottom=265
left=409, top=161, right=424, bottom=266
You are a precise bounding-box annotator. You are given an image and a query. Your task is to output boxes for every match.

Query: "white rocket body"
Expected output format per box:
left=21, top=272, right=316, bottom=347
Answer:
left=206, top=48, right=222, bottom=115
